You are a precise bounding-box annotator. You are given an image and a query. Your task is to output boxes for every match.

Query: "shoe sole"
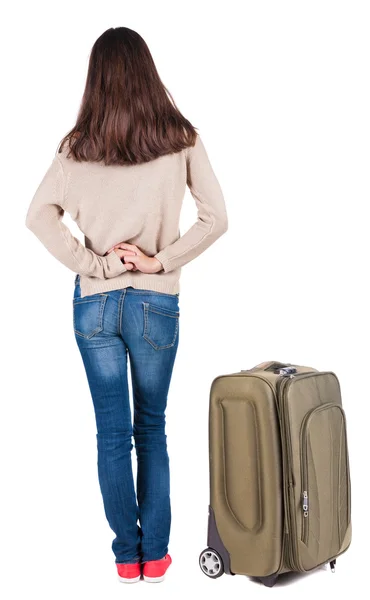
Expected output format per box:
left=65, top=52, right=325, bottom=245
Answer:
left=118, top=575, right=141, bottom=583
left=143, top=574, right=166, bottom=583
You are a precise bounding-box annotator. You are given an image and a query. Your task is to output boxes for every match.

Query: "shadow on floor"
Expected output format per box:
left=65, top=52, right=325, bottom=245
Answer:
left=248, top=564, right=327, bottom=588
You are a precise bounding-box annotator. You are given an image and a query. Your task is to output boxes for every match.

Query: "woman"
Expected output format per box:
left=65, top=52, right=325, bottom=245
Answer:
left=25, top=26, right=228, bottom=584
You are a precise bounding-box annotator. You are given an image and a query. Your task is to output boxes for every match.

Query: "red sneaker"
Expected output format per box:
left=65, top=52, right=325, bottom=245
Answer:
left=116, top=562, right=141, bottom=583
left=142, top=554, right=172, bottom=583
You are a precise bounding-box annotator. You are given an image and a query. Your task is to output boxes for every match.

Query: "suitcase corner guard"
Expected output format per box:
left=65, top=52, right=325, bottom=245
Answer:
left=207, top=505, right=232, bottom=575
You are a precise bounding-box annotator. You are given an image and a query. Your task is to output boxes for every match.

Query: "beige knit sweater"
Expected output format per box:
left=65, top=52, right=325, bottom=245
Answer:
left=25, top=134, right=228, bottom=298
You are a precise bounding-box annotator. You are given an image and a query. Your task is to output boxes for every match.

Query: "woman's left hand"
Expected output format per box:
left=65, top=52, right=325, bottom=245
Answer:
left=106, top=242, right=163, bottom=274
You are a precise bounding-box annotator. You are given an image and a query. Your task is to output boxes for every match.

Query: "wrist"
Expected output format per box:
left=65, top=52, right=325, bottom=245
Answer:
left=104, top=249, right=127, bottom=277
left=152, top=257, right=163, bottom=273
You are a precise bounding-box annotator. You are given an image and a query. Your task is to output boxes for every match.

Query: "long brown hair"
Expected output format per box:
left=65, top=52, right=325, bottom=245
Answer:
left=58, top=27, right=197, bottom=165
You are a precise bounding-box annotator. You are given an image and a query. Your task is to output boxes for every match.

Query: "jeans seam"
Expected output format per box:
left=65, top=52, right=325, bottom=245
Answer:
left=117, top=288, right=127, bottom=335
left=143, top=302, right=149, bottom=340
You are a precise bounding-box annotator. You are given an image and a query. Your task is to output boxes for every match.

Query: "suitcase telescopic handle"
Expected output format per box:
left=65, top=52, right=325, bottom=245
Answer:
left=247, top=361, right=293, bottom=373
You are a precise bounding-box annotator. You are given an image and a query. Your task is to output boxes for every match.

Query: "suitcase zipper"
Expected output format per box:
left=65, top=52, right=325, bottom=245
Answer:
left=277, top=374, right=298, bottom=570
left=301, top=490, right=309, bottom=545
left=300, top=406, right=314, bottom=546
left=277, top=372, right=331, bottom=571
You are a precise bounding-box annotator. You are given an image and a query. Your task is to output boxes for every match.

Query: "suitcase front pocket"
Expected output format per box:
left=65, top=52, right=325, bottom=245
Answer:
left=300, top=403, right=350, bottom=560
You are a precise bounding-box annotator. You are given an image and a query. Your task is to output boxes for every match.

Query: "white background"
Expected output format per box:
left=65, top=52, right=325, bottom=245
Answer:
left=3, top=1, right=370, bottom=598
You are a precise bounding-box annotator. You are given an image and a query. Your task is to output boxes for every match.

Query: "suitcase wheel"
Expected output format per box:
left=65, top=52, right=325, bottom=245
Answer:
left=199, top=548, right=224, bottom=579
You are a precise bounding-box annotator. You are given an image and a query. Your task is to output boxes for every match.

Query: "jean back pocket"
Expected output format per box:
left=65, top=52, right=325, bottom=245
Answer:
left=143, top=301, right=179, bottom=350
left=73, top=295, right=107, bottom=339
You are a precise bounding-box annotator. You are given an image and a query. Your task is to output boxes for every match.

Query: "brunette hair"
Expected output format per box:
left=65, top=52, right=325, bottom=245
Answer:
left=58, top=27, right=197, bottom=165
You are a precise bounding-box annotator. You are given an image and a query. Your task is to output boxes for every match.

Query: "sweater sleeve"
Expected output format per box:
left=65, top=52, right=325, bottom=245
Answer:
left=154, top=134, right=228, bottom=272
left=25, top=154, right=128, bottom=279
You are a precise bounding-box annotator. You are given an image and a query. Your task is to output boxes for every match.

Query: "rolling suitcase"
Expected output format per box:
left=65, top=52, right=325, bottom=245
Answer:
left=199, top=361, right=352, bottom=587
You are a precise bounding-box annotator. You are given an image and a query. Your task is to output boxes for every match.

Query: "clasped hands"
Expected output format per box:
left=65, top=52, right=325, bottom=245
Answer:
left=105, top=242, right=162, bottom=274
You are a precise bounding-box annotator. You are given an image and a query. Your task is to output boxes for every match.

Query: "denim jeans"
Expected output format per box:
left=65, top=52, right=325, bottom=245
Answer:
left=72, top=274, right=180, bottom=564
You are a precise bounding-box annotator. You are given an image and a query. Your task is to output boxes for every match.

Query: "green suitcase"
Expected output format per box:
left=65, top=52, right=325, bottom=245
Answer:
left=199, top=361, right=352, bottom=587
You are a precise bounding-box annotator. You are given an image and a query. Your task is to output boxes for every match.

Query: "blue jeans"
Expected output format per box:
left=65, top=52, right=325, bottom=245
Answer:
left=72, top=274, right=180, bottom=564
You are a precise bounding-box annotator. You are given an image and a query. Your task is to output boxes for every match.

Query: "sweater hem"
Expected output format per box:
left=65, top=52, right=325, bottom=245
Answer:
left=78, top=273, right=180, bottom=298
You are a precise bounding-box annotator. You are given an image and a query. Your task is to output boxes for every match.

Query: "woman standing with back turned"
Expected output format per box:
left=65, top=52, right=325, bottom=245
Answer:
left=25, top=27, right=228, bottom=584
